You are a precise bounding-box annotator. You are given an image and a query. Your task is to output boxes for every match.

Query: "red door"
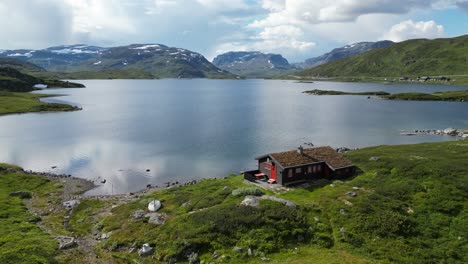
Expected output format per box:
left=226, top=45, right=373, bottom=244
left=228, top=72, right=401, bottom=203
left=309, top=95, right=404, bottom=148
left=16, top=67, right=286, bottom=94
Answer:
left=270, top=163, right=277, bottom=182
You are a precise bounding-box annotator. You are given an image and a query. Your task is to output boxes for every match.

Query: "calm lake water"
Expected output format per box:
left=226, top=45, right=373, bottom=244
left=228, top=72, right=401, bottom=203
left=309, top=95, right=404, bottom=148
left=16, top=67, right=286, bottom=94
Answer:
left=1, top=79, right=467, bottom=195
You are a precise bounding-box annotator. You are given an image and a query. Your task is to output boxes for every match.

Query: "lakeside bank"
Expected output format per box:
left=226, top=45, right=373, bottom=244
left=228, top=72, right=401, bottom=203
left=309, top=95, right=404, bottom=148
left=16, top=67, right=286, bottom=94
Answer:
left=1, top=140, right=466, bottom=263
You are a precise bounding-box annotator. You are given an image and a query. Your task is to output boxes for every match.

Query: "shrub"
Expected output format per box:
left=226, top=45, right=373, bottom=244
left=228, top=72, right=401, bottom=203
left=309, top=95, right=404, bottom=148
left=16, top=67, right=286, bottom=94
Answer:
left=231, top=187, right=264, bottom=197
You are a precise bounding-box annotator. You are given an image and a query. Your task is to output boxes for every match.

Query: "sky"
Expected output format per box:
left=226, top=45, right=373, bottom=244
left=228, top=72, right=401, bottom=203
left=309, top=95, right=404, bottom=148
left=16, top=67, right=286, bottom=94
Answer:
left=1, top=0, right=467, bottom=63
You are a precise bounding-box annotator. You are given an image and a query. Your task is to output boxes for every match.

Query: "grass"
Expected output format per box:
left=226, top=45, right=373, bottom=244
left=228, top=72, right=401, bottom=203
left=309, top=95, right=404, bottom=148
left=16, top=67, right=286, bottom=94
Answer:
left=303, top=89, right=390, bottom=96
left=1, top=140, right=467, bottom=263
left=0, top=91, right=78, bottom=116
left=0, top=165, right=61, bottom=263
left=303, top=89, right=468, bottom=101
left=298, top=34, right=468, bottom=85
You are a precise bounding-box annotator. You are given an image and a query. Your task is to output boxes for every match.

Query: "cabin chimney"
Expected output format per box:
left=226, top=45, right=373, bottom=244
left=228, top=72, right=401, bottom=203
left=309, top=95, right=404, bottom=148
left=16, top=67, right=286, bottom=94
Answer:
left=297, top=146, right=304, bottom=155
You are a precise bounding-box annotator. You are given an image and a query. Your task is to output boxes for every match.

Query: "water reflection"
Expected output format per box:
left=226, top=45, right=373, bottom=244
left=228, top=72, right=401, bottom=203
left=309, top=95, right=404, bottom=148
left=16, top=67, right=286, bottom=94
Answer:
left=0, top=79, right=466, bottom=195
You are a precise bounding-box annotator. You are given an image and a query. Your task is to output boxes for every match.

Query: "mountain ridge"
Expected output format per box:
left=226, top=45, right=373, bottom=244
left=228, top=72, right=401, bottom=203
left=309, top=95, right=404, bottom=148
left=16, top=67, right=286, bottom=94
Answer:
left=297, top=35, right=468, bottom=78
left=297, top=40, right=394, bottom=68
left=212, top=51, right=295, bottom=78
left=0, top=44, right=236, bottom=79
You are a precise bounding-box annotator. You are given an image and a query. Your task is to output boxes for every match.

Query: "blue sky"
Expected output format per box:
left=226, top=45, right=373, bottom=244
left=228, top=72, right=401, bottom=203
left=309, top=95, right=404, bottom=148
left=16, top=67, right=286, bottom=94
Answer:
left=1, top=0, right=467, bottom=62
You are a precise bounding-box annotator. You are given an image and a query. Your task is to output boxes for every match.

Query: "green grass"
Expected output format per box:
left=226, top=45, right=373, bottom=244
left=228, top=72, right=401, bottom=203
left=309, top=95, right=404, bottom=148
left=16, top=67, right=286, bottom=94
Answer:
left=298, top=35, right=468, bottom=85
left=96, top=141, right=467, bottom=263
left=1, top=140, right=467, bottom=263
left=303, top=89, right=390, bottom=96
left=0, top=165, right=61, bottom=263
left=303, top=89, right=468, bottom=101
left=0, top=91, right=78, bottom=116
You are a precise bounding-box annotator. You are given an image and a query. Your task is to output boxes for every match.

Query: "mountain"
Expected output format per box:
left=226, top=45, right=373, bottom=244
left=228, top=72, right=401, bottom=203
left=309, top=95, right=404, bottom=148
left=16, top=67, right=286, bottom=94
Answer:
left=297, top=35, right=468, bottom=78
left=298, top=40, right=394, bottom=68
left=0, top=44, right=236, bottom=79
left=212, top=51, right=295, bottom=77
left=0, top=58, right=46, bottom=73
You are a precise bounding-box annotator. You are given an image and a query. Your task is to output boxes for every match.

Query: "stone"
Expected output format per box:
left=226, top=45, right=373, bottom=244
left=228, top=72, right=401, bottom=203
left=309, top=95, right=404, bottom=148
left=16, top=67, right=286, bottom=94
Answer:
left=260, top=195, right=296, bottom=208
left=340, top=209, right=348, bottom=215
left=261, top=257, right=271, bottom=261
left=369, top=157, right=380, bottom=161
left=212, top=252, right=219, bottom=259
left=56, top=236, right=76, bottom=249
left=223, top=186, right=230, bottom=191
left=240, top=195, right=260, bottom=207
left=63, top=200, right=80, bottom=210
left=145, top=212, right=167, bottom=225
left=352, top=187, right=360, bottom=190
left=346, top=191, right=357, bottom=197
left=101, top=231, right=112, bottom=240
left=138, top=243, right=153, bottom=257
left=188, top=252, right=199, bottom=264
left=247, top=248, right=253, bottom=256
left=9, top=191, right=32, bottom=199
left=131, top=209, right=146, bottom=220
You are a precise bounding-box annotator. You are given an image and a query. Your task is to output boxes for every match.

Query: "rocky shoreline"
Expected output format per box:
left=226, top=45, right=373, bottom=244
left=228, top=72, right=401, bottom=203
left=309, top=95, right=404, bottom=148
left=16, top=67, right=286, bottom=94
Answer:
left=400, top=127, right=468, bottom=138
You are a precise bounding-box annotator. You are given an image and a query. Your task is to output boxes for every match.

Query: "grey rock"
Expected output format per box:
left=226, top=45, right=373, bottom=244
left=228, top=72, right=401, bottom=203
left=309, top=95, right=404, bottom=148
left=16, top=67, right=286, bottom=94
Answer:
left=260, top=195, right=296, bottom=208
left=188, top=252, right=199, bottom=264
left=247, top=248, right=253, bottom=256
left=131, top=209, right=146, bottom=219
left=340, top=209, right=348, bottom=215
left=346, top=191, right=357, bottom=197
left=63, top=200, right=80, bottom=210
left=240, top=195, right=260, bottom=207
left=261, top=257, right=271, bottom=261
left=56, top=236, right=76, bottom=249
left=100, top=231, right=112, bottom=240
left=145, top=212, right=167, bottom=225
left=369, top=157, right=380, bottom=161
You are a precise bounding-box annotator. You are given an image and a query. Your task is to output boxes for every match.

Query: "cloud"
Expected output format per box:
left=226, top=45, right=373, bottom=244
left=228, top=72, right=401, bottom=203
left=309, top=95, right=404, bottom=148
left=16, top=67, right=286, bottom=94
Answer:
left=457, top=0, right=468, bottom=11
left=381, top=20, right=445, bottom=42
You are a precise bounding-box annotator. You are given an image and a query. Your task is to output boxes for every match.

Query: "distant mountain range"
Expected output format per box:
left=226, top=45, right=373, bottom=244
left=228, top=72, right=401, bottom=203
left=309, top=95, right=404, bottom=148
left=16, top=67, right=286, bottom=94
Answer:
left=297, top=35, right=468, bottom=78
left=296, top=40, right=394, bottom=68
left=212, top=51, right=296, bottom=77
left=0, top=44, right=236, bottom=79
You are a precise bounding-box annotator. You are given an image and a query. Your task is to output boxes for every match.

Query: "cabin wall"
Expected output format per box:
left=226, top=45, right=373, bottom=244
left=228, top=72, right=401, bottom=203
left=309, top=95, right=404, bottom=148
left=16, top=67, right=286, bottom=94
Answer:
left=332, top=166, right=356, bottom=180
left=281, top=162, right=326, bottom=185
left=258, top=157, right=272, bottom=178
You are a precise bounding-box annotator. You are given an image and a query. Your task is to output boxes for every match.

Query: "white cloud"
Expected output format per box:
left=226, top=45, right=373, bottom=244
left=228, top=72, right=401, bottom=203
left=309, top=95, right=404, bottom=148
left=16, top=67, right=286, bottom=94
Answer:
left=197, top=0, right=249, bottom=11
left=381, top=20, right=445, bottom=42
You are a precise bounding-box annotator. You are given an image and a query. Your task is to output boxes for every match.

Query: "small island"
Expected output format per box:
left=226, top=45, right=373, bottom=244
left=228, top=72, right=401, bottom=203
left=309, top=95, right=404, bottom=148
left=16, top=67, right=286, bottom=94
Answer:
left=303, top=89, right=468, bottom=102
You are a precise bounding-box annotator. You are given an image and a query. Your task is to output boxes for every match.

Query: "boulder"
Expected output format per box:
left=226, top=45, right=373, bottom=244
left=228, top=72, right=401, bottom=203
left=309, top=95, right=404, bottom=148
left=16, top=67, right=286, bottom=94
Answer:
left=63, top=200, right=80, bottom=210
left=148, top=199, right=161, bottom=212
left=131, top=209, right=146, bottom=220
left=240, top=195, right=260, bottom=207
left=100, top=231, right=112, bottom=240
left=138, top=243, right=153, bottom=257
left=260, top=195, right=296, bottom=208
left=145, top=212, right=167, bottom=225
left=56, top=236, right=76, bottom=249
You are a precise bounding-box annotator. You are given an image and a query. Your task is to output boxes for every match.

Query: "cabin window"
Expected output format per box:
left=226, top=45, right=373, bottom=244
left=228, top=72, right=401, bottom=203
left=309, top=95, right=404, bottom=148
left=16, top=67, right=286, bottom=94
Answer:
left=317, top=165, right=322, bottom=172
left=288, top=169, right=293, bottom=178
left=308, top=166, right=312, bottom=173
left=312, top=166, right=316, bottom=173
left=295, top=168, right=302, bottom=173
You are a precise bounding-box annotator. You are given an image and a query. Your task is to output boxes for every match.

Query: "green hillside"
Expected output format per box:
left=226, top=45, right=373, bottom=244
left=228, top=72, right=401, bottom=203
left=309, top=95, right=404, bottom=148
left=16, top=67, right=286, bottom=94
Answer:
left=1, top=140, right=466, bottom=263
left=0, top=58, right=45, bottom=73
left=298, top=35, right=468, bottom=79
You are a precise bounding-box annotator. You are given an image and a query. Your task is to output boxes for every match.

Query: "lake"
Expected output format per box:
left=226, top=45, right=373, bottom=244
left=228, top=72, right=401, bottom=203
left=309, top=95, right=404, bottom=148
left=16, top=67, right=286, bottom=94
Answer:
left=0, top=79, right=467, bottom=195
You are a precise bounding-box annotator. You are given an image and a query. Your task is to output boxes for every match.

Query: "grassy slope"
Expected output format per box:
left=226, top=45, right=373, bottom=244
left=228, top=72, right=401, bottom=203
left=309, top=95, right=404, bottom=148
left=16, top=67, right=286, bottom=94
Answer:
left=298, top=35, right=468, bottom=82
left=0, top=167, right=60, bottom=263
left=73, top=141, right=466, bottom=263
left=1, top=141, right=466, bottom=263
left=0, top=91, right=77, bottom=116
